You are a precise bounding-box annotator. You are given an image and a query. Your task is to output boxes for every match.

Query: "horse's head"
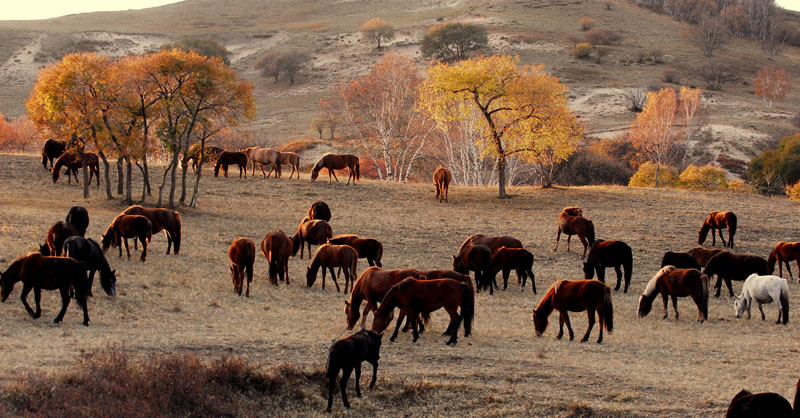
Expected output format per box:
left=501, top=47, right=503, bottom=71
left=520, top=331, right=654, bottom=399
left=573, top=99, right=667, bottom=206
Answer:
left=452, top=255, right=465, bottom=273
left=532, top=308, right=548, bottom=336
left=637, top=294, right=653, bottom=318
left=100, top=232, right=114, bottom=251
left=698, top=224, right=710, bottom=245
left=310, top=165, right=320, bottom=182
left=582, top=261, right=594, bottom=279
left=345, top=300, right=360, bottom=330
left=213, top=163, right=221, bottom=178
left=734, top=295, right=747, bottom=318
left=370, top=310, right=394, bottom=335
left=39, top=243, right=50, bottom=256
left=100, top=269, right=117, bottom=297
left=306, top=266, right=316, bottom=288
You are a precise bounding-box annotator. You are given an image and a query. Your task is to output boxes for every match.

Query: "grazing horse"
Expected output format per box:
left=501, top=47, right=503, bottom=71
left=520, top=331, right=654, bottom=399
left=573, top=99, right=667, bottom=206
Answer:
left=42, top=221, right=78, bottom=257
left=260, top=230, right=293, bottom=286
left=734, top=274, right=789, bottom=325
left=244, top=146, right=282, bottom=178
left=329, top=234, right=383, bottom=268
left=122, top=205, right=182, bottom=255
left=62, top=236, right=116, bottom=297
left=432, top=165, right=452, bottom=203
left=490, top=247, right=536, bottom=293
left=703, top=251, right=768, bottom=298
left=457, top=233, right=523, bottom=255
left=41, top=139, right=67, bottom=170
left=277, top=151, right=300, bottom=179
left=52, top=151, right=100, bottom=185
left=0, top=253, right=90, bottom=326
left=306, top=244, right=358, bottom=293
left=553, top=206, right=595, bottom=257
left=768, top=241, right=800, bottom=281
left=228, top=237, right=256, bottom=297
left=325, top=330, right=382, bottom=412
left=213, top=151, right=248, bottom=178
left=310, top=153, right=360, bottom=184
left=660, top=251, right=701, bottom=270
left=183, top=144, right=223, bottom=172
left=725, top=378, right=800, bottom=418
left=292, top=219, right=332, bottom=259
left=66, top=206, right=89, bottom=237
left=698, top=210, right=737, bottom=248
left=533, top=279, right=613, bottom=343
left=101, top=215, right=152, bottom=262
left=637, top=266, right=709, bottom=322
left=308, top=200, right=332, bottom=222
left=453, top=244, right=493, bottom=294
left=583, top=240, right=633, bottom=293
left=687, top=247, right=723, bottom=268
left=371, top=277, right=474, bottom=345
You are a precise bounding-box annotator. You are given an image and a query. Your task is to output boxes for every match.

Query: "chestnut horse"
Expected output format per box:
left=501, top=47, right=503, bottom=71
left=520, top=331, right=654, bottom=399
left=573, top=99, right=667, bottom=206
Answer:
left=101, top=214, right=152, bottom=262
left=687, top=247, right=723, bottom=268
left=432, top=165, right=452, bottom=203
left=62, top=236, right=116, bottom=297
left=244, top=146, right=282, bottom=178
left=292, top=219, right=332, bottom=259
left=583, top=240, right=633, bottom=293
left=660, top=251, right=701, bottom=270
left=726, top=378, right=800, bottom=418
left=306, top=243, right=358, bottom=293
left=553, top=206, right=595, bottom=257
left=698, top=210, right=737, bottom=248
left=310, top=153, right=359, bottom=184
left=490, top=247, right=536, bottom=293
left=1, top=253, right=90, bottom=326
left=52, top=151, right=100, bottom=185
left=260, top=230, right=293, bottom=286
left=41, top=139, right=66, bottom=170
left=637, top=266, right=709, bottom=322
left=308, top=201, right=332, bottom=222
left=66, top=206, right=89, bottom=237
left=277, top=151, right=300, bottom=179
left=329, top=234, right=383, bottom=268
left=768, top=241, right=800, bottom=281
left=453, top=244, right=493, bottom=294
left=214, top=151, right=248, bottom=178
left=533, top=279, right=613, bottom=344
left=228, top=237, right=256, bottom=297
left=41, top=221, right=78, bottom=257
left=703, top=251, right=768, bottom=297
left=371, top=277, right=474, bottom=345
left=122, top=205, right=182, bottom=255
left=183, top=144, right=223, bottom=172
left=326, top=329, right=382, bottom=413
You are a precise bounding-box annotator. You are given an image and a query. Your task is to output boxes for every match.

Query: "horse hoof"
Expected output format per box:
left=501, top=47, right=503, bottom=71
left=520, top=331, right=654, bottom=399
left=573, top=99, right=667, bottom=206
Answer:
left=83, top=322, right=89, bottom=327
left=580, top=338, right=588, bottom=343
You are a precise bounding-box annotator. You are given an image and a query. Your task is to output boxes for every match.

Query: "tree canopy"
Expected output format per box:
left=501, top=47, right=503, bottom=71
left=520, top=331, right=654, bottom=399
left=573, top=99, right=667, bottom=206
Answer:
left=420, top=22, right=488, bottom=62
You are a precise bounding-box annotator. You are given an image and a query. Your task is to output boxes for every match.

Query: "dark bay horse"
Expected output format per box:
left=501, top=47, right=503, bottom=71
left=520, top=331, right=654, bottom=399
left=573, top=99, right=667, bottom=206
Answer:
left=310, top=153, right=360, bottom=184
left=699, top=210, right=737, bottom=248
left=306, top=243, right=358, bottom=293
left=583, top=240, right=633, bottom=293
left=308, top=200, right=332, bottom=222
left=637, top=266, right=709, bottom=322
left=244, top=146, right=282, bottom=178
left=62, top=236, right=116, bottom=297
left=292, top=219, right=332, bottom=259
left=371, top=277, right=474, bottom=345
left=52, top=151, right=100, bottom=185
left=433, top=165, right=452, bottom=203
left=457, top=233, right=523, bottom=255
left=101, top=215, right=152, bottom=262
left=228, top=237, right=256, bottom=297
left=260, top=230, right=293, bottom=286
left=326, top=329, right=382, bottom=413
left=453, top=244, right=492, bottom=294
left=42, top=221, right=78, bottom=256
left=703, top=251, right=768, bottom=297
left=1, top=253, right=90, bottom=326
left=329, top=234, right=383, bottom=268
left=768, top=241, right=800, bottom=281
left=725, top=378, right=800, bottom=418
left=490, top=247, right=536, bottom=293
left=66, top=206, right=89, bottom=237
left=41, top=139, right=66, bottom=170
left=214, top=151, right=248, bottom=178
left=533, top=279, right=613, bottom=343
left=183, top=144, right=223, bottom=172
left=122, top=205, right=182, bottom=255
left=660, top=251, right=701, bottom=270
left=553, top=206, right=595, bottom=257
left=687, top=247, right=723, bottom=268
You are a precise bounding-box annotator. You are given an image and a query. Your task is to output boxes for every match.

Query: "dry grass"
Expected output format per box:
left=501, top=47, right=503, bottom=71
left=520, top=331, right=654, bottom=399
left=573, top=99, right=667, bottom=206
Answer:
left=1, top=153, right=800, bottom=416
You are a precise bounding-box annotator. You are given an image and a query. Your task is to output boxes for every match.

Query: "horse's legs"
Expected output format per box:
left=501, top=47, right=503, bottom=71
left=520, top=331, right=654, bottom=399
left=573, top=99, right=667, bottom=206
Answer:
left=724, top=277, right=734, bottom=298
left=502, top=269, right=510, bottom=290
left=339, top=366, right=353, bottom=408
left=529, top=268, right=537, bottom=294
left=661, top=293, right=669, bottom=319
left=713, top=275, right=723, bottom=297
left=390, top=311, right=405, bottom=342
left=445, top=307, right=462, bottom=345
left=581, top=309, right=596, bottom=343
left=140, top=238, right=147, bottom=262
left=329, top=266, right=341, bottom=293
left=88, top=269, right=96, bottom=297
left=717, top=229, right=727, bottom=247
left=561, top=311, right=575, bottom=340
left=54, top=287, right=71, bottom=324
left=330, top=168, right=339, bottom=183
left=566, top=234, right=572, bottom=252
left=360, top=302, right=373, bottom=329
left=757, top=302, right=766, bottom=321
left=671, top=295, right=680, bottom=320
left=411, top=315, right=420, bottom=342
left=787, top=260, right=795, bottom=282
left=20, top=283, right=37, bottom=318
left=283, top=258, right=290, bottom=285
left=326, top=369, right=338, bottom=412
left=689, top=292, right=705, bottom=322
left=614, top=266, right=623, bottom=291
left=553, top=228, right=561, bottom=251
left=354, top=363, right=362, bottom=397
left=369, top=360, right=378, bottom=389
left=123, top=238, right=132, bottom=260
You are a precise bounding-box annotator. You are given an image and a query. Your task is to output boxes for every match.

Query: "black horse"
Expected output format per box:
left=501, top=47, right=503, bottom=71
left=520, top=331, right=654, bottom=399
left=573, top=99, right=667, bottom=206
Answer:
left=63, top=236, right=116, bottom=297
left=326, top=329, right=382, bottom=412
left=66, top=206, right=89, bottom=237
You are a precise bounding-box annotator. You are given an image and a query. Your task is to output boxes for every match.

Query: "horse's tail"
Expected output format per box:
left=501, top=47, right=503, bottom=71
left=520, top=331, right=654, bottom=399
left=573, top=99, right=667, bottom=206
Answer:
left=275, top=151, right=282, bottom=177
left=172, top=211, right=182, bottom=254
left=727, top=212, right=737, bottom=248
left=41, top=147, right=48, bottom=169
left=375, top=242, right=383, bottom=267
left=52, top=157, right=63, bottom=183
left=355, top=159, right=360, bottom=181
left=781, top=283, right=790, bottom=325
left=768, top=244, right=780, bottom=275
left=145, top=219, right=153, bottom=244
left=701, top=273, right=709, bottom=321
left=601, top=286, right=614, bottom=333
left=460, top=282, right=474, bottom=337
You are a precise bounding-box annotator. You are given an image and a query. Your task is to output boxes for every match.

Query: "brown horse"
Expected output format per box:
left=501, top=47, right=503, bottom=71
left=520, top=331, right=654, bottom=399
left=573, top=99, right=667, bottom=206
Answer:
left=533, top=279, right=613, bottom=343
left=214, top=151, right=248, bottom=178
left=101, top=214, right=152, bottom=262
left=637, top=266, right=709, bottom=322
left=703, top=251, right=768, bottom=297
left=326, top=329, right=382, bottom=413
left=308, top=201, right=332, bottom=222
left=698, top=210, right=737, bottom=248
left=66, top=206, right=89, bottom=237
left=41, top=139, right=66, bottom=170
left=490, top=247, right=536, bottom=293
left=1, top=253, right=90, bottom=326
left=244, top=146, right=282, bottom=178
left=292, top=219, right=332, bottom=259
left=583, top=240, right=633, bottom=293
left=687, top=247, right=723, bottom=268
left=41, top=221, right=78, bottom=257
left=310, top=153, right=360, bottom=184
left=553, top=207, right=595, bottom=257
left=457, top=233, right=523, bottom=255
left=260, top=230, right=293, bottom=286
left=660, top=251, right=702, bottom=270
left=329, top=234, right=383, bottom=268
left=228, top=237, right=256, bottom=297
left=52, top=151, right=100, bottom=185
left=725, top=378, right=800, bottom=418
left=122, top=205, right=182, bottom=255
left=371, top=277, right=474, bottom=345
left=432, top=165, right=452, bottom=203
left=306, top=243, right=358, bottom=293
left=277, top=151, right=300, bottom=179
left=453, top=244, right=493, bottom=294
left=768, top=241, right=800, bottom=281
left=183, top=144, right=223, bottom=172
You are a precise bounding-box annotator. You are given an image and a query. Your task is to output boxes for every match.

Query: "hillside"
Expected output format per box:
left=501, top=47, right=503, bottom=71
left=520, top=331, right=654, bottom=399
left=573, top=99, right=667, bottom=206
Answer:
left=0, top=0, right=798, bottom=172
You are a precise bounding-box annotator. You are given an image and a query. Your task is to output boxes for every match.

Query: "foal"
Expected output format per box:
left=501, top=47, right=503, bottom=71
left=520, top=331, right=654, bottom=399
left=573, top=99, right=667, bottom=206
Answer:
left=326, top=330, right=382, bottom=412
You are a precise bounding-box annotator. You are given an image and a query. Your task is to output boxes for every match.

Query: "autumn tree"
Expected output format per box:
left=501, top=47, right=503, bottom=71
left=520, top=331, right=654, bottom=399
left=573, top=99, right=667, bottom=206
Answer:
left=256, top=49, right=312, bottom=85
left=0, top=114, right=39, bottom=152
left=419, top=55, right=581, bottom=197
left=360, top=18, right=396, bottom=49
left=754, top=65, right=792, bottom=109
left=162, top=37, right=231, bottom=65
left=420, top=22, right=488, bottom=62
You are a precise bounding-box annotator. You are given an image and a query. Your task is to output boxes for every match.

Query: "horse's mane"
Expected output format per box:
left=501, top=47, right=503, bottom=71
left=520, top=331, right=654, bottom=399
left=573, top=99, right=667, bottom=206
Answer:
left=534, top=281, right=560, bottom=314
left=2, top=252, right=37, bottom=277
left=644, top=266, right=675, bottom=297
left=562, top=206, right=583, bottom=216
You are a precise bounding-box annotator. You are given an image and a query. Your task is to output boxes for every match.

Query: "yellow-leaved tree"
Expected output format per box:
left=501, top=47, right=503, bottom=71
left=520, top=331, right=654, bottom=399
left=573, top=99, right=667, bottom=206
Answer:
left=418, top=55, right=581, bottom=197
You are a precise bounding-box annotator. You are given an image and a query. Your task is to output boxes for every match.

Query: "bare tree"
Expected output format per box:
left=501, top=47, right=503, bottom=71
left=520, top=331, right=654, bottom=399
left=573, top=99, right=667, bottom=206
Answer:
left=623, top=87, right=648, bottom=112
left=699, top=62, right=739, bottom=90
left=693, top=14, right=728, bottom=57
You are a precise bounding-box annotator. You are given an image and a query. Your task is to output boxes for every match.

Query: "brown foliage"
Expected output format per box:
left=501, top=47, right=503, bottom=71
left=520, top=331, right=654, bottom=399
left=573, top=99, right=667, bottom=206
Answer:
left=754, top=65, right=793, bottom=109
left=583, top=28, right=622, bottom=45
left=0, top=114, right=40, bottom=153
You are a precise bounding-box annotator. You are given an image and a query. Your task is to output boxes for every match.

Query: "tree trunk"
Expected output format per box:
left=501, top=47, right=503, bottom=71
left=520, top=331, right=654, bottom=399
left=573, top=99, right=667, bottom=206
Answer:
left=179, top=154, right=189, bottom=205
left=497, top=154, right=507, bottom=198
left=168, top=151, right=180, bottom=209
left=654, top=160, right=661, bottom=188
left=125, top=157, right=132, bottom=205
left=81, top=153, right=89, bottom=200
left=157, top=159, right=175, bottom=208
left=142, top=155, right=152, bottom=196
left=98, top=151, right=113, bottom=200
left=116, top=158, right=124, bottom=195
left=189, top=138, right=207, bottom=208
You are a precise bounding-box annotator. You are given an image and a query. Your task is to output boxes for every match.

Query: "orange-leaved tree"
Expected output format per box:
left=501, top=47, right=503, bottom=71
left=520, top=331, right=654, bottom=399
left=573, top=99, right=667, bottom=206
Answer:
left=755, top=65, right=792, bottom=109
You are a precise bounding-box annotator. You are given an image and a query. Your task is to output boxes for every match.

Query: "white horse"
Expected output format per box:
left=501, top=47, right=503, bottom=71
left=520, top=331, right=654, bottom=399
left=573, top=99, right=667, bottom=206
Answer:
left=734, top=274, right=789, bottom=325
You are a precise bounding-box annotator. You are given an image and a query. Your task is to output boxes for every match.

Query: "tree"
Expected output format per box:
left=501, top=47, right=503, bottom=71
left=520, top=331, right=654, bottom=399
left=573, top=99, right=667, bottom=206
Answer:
left=256, top=49, right=312, bottom=85
left=360, top=18, right=396, bottom=49
left=692, top=13, right=728, bottom=57
left=699, top=62, right=738, bottom=90
left=162, top=37, right=231, bottom=65
left=748, top=133, right=800, bottom=195
left=419, top=55, right=581, bottom=197
left=754, top=65, right=792, bottom=109
left=0, top=114, right=39, bottom=153
left=420, top=22, right=488, bottom=62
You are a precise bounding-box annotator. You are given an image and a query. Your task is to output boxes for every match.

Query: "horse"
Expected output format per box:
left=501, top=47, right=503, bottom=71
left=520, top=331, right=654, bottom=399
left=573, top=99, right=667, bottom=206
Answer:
left=687, top=247, right=724, bottom=268
left=432, top=165, right=452, bottom=203
left=490, top=247, right=536, bottom=293
left=660, top=251, right=701, bottom=270
left=553, top=206, right=595, bottom=257
left=41, top=139, right=66, bottom=170
left=0, top=253, right=90, bottom=326
left=228, top=237, right=256, bottom=297
left=725, top=378, right=800, bottom=418
left=52, top=151, right=100, bottom=185
left=278, top=151, right=300, bottom=179
left=637, top=266, right=709, bottom=322
left=371, top=277, right=474, bottom=345
left=703, top=251, right=769, bottom=298
left=62, top=236, right=116, bottom=297
left=698, top=210, right=737, bottom=248
left=260, top=230, right=293, bottom=286
left=457, top=233, right=523, bottom=255
left=325, top=329, right=382, bottom=412
left=183, top=144, right=223, bottom=172
left=583, top=240, right=633, bottom=293
left=122, top=205, right=182, bottom=255
left=41, top=221, right=78, bottom=256
left=244, top=146, right=282, bottom=178
left=310, top=153, right=360, bottom=184
left=292, top=219, right=332, bottom=259
left=306, top=243, right=358, bottom=293
left=101, top=214, right=152, bottom=262
left=768, top=241, right=800, bottom=281
left=533, top=279, right=613, bottom=344
left=213, top=151, right=248, bottom=178
left=734, top=274, right=789, bottom=325
left=329, top=234, right=383, bottom=268
left=453, top=244, right=492, bottom=294
left=66, top=206, right=89, bottom=237
left=308, top=201, right=331, bottom=222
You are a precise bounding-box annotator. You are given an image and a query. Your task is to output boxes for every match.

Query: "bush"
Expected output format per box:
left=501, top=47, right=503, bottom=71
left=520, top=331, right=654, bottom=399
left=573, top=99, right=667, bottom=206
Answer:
left=554, top=145, right=634, bottom=186
left=728, top=179, right=757, bottom=195
left=787, top=181, right=800, bottom=201
left=628, top=161, right=679, bottom=187
left=678, top=164, right=727, bottom=191
left=623, top=87, right=648, bottom=112
left=662, top=68, right=679, bottom=84
left=579, top=17, right=597, bottom=31
left=584, top=28, right=621, bottom=45
left=573, top=42, right=593, bottom=59
left=162, top=37, right=230, bottom=65
left=748, top=133, right=800, bottom=195
left=699, top=62, right=739, bottom=91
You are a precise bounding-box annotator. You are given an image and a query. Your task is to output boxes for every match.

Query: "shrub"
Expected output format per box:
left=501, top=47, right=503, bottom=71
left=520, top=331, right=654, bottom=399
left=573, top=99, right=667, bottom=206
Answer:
left=584, top=28, right=621, bottom=45
left=628, top=161, right=679, bottom=187
left=699, top=63, right=739, bottom=91
left=579, top=17, right=597, bottom=31
left=420, top=22, right=488, bottom=62
left=662, top=68, right=679, bottom=84
left=573, top=42, right=593, bottom=59
left=595, top=47, right=609, bottom=64
left=554, top=144, right=634, bottom=186
left=162, top=37, right=230, bottom=65
left=678, top=164, right=727, bottom=191
left=748, top=133, right=800, bottom=195
left=650, top=49, right=665, bottom=63
left=787, top=181, right=800, bottom=201
left=728, top=179, right=757, bottom=195
left=623, top=87, right=648, bottom=112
